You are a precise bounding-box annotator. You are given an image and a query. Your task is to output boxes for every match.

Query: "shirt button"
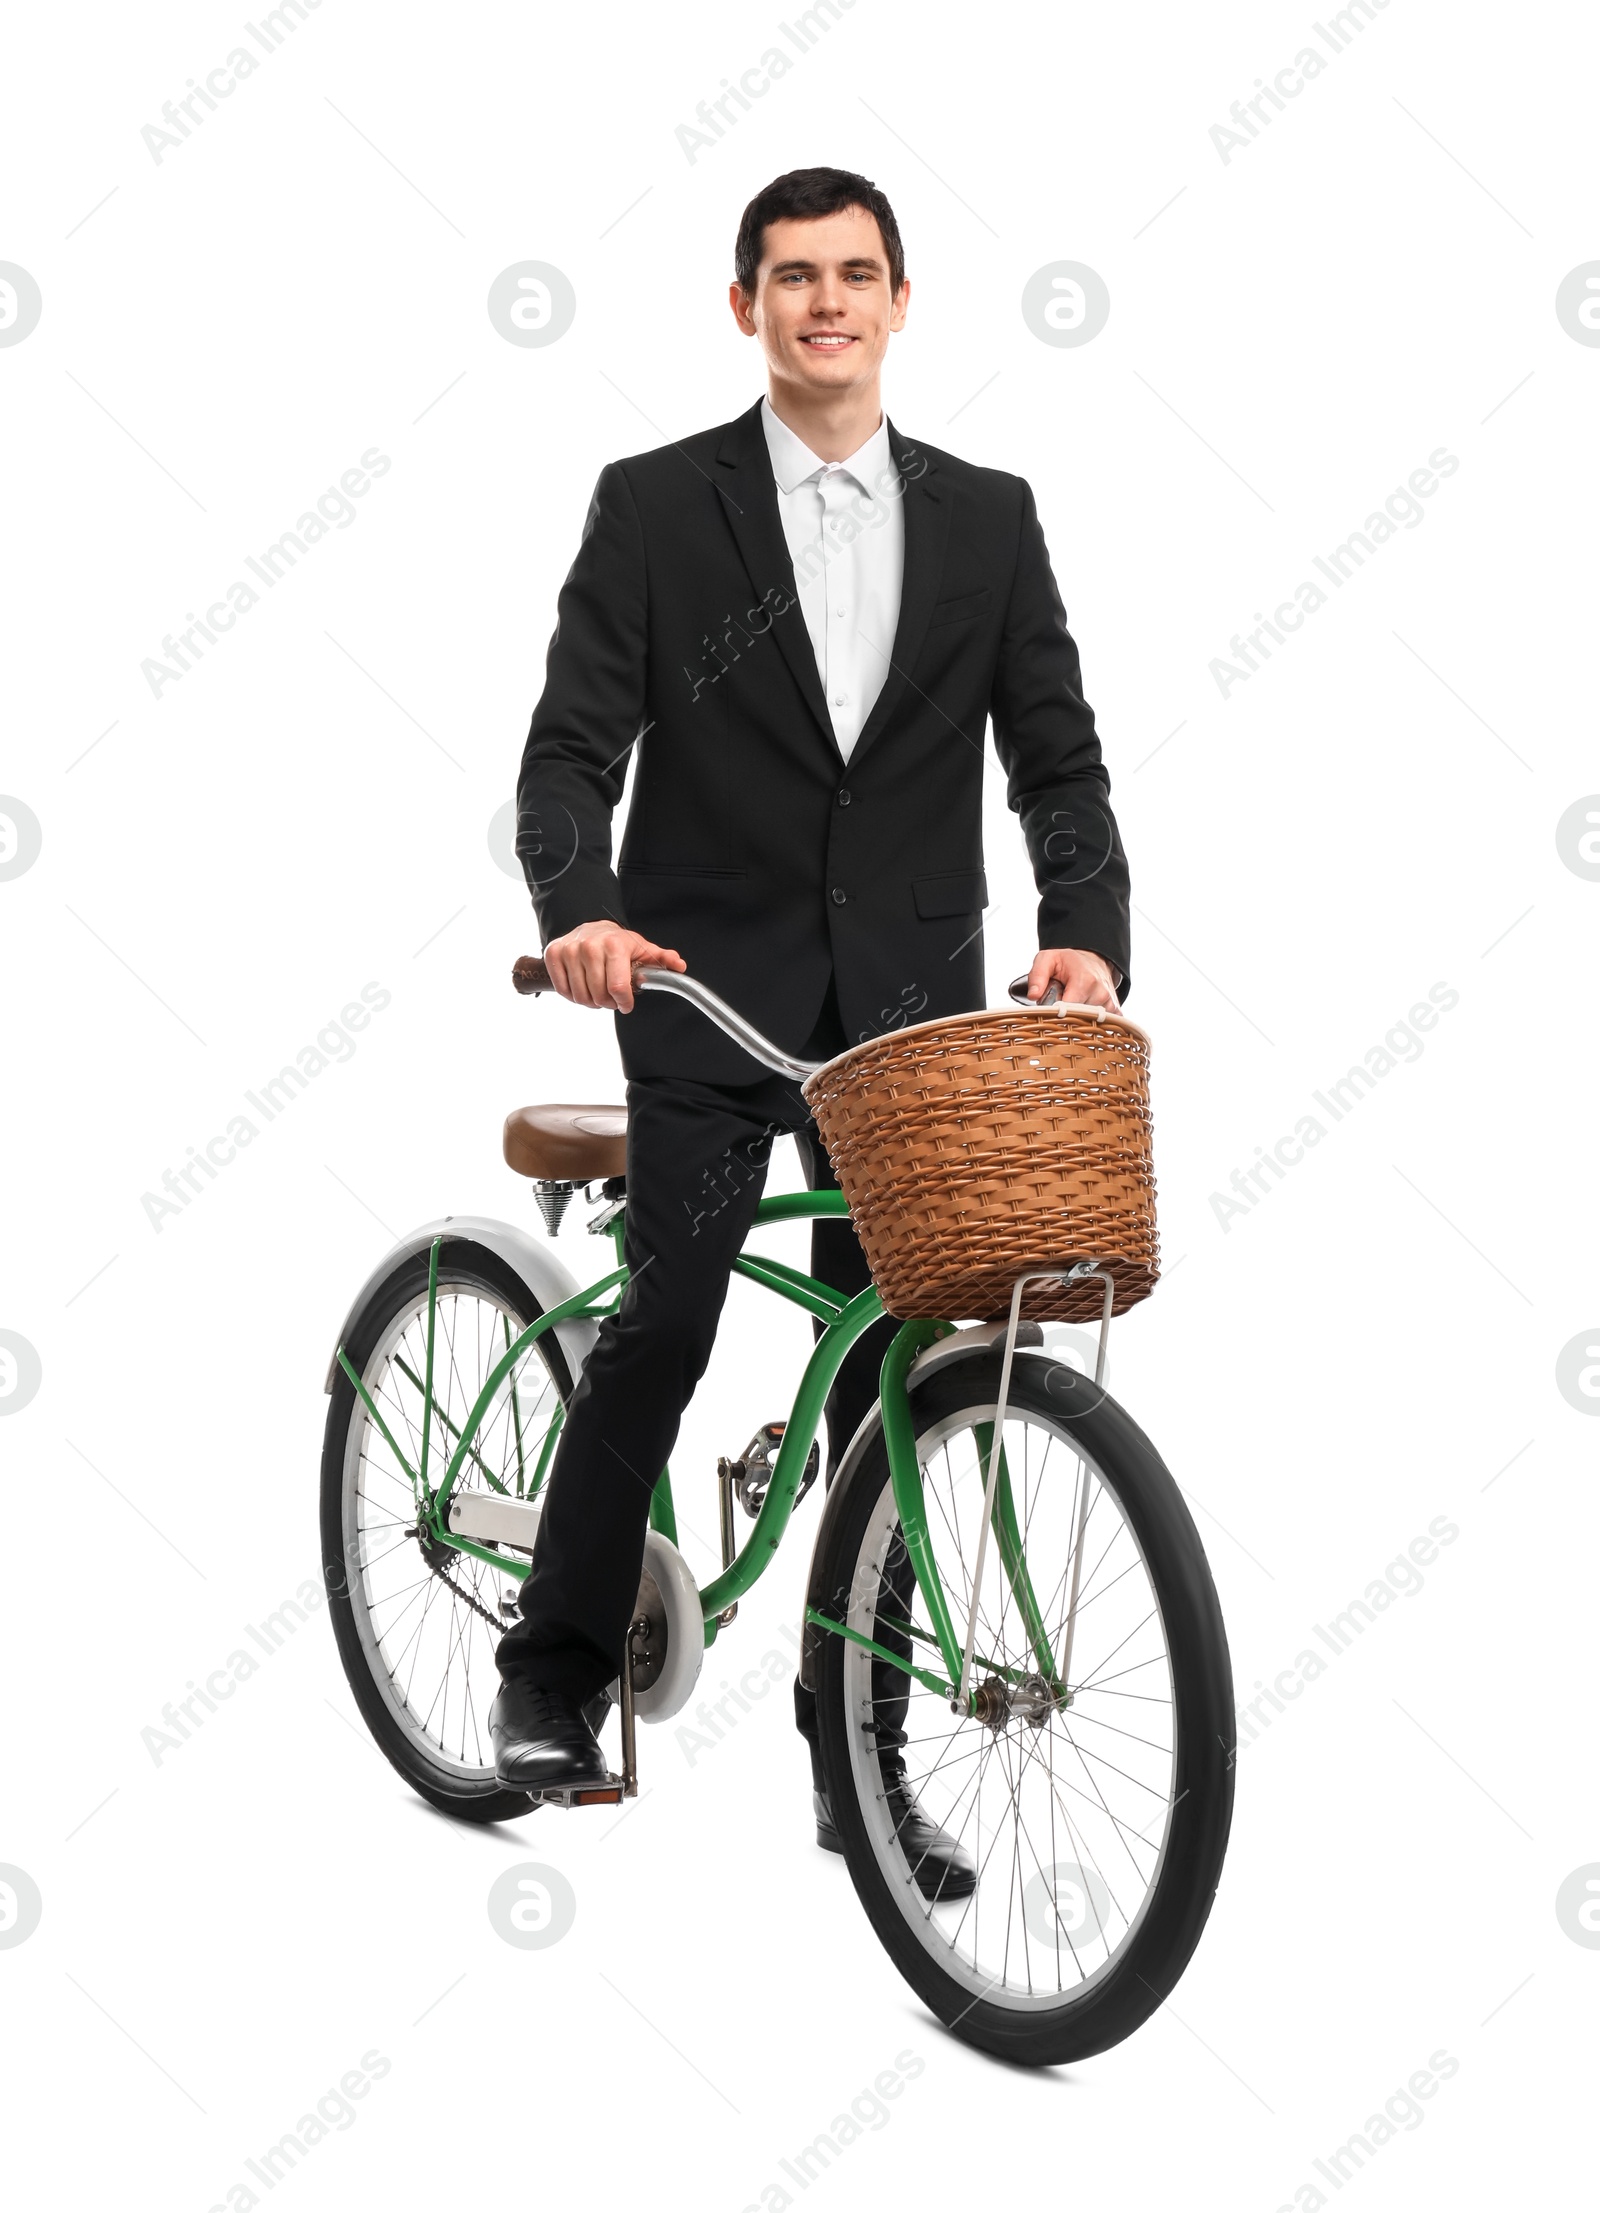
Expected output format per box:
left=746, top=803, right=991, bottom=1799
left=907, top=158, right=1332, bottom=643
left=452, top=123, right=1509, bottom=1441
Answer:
left=837, top=788, right=851, bottom=806
left=833, top=693, right=847, bottom=707
left=831, top=887, right=847, bottom=905
left=834, top=606, right=846, bottom=617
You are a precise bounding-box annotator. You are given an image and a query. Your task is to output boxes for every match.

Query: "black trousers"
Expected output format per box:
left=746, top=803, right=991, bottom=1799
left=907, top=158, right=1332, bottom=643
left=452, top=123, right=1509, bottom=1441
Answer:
left=496, top=986, right=901, bottom=1783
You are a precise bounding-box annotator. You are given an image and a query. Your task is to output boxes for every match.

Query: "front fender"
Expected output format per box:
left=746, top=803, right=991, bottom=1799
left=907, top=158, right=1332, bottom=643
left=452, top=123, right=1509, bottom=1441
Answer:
left=323, top=1214, right=600, bottom=1393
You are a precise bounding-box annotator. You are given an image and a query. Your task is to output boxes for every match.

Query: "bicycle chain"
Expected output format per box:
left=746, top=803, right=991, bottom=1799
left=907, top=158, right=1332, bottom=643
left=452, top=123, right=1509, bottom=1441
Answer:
left=414, top=1526, right=510, bottom=1633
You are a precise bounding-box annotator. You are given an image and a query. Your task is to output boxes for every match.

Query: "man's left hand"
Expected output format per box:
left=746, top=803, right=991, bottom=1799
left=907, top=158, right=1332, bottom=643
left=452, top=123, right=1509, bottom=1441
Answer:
left=1024, top=947, right=1121, bottom=1010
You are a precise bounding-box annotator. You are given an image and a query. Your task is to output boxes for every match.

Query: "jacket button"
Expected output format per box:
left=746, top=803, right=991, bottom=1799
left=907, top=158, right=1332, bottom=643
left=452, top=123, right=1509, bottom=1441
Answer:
left=831, top=887, right=847, bottom=905
left=837, top=788, right=852, bottom=806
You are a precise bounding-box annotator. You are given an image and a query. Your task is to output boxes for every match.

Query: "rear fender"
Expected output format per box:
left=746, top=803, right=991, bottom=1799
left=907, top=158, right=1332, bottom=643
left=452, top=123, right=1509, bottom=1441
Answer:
left=323, top=1214, right=600, bottom=1393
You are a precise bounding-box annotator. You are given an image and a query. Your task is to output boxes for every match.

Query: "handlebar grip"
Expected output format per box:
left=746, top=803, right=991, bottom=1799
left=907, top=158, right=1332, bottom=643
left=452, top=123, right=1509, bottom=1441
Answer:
left=513, top=954, right=659, bottom=998
left=1007, top=973, right=1063, bottom=1006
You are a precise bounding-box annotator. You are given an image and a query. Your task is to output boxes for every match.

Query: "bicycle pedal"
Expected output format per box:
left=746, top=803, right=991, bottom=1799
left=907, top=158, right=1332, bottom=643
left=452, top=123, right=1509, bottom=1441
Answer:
left=526, top=1776, right=629, bottom=1809
left=732, top=1421, right=821, bottom=1518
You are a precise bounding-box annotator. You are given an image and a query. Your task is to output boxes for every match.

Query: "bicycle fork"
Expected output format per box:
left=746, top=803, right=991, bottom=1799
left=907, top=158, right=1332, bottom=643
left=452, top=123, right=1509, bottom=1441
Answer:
left=837, top=1277, right=1114, bottom=1719
left=953, top=1262, right=1115, bottom=1716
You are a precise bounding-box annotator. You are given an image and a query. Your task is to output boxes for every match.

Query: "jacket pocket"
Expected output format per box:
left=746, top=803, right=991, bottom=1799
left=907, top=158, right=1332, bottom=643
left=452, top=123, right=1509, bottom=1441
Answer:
left=619, top=862, right=748, bottom=880
left=913, top=869, right=989, bottom=919
left=926, top=587, right=992, bottom=628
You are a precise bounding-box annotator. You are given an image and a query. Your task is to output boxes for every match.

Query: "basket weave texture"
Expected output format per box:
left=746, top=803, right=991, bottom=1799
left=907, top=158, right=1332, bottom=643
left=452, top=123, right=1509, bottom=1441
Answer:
left=802, top=1007, right=1160, bottom=1323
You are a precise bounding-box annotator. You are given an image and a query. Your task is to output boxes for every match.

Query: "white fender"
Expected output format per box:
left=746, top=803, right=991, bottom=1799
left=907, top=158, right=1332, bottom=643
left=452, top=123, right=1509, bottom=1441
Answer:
left=324, top=1213, right=600, bottom=1396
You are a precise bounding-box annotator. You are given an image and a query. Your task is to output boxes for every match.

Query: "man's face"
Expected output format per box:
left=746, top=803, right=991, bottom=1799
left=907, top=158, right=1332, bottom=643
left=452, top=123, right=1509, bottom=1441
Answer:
left=730, top=206, right=908, bottom=396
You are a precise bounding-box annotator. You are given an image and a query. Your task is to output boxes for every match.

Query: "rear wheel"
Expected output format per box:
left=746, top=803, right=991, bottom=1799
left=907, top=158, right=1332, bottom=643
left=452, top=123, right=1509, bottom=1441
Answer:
left=319, top=1240, right=574, bottom=1822
left=813, top=1352, right=1233, bottom=2066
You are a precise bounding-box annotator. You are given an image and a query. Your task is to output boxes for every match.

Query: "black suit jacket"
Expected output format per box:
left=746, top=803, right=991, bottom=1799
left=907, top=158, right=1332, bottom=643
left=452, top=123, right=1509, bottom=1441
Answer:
left=516, top=398, right=1131, bottom=1083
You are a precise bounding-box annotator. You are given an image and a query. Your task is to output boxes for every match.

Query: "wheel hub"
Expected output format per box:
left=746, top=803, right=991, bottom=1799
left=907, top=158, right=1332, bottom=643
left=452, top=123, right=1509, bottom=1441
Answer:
left=972, top=1674, right=1011, bottom=1730
left=1012, top=1674, right=1056, bottom=1729
left=972, top=1672, right=1061, bottom=1731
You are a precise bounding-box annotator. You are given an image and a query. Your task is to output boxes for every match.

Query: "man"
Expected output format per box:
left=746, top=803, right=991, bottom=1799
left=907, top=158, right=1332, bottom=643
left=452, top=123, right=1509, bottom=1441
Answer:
left=491, top=168, right=1130, bottom=1891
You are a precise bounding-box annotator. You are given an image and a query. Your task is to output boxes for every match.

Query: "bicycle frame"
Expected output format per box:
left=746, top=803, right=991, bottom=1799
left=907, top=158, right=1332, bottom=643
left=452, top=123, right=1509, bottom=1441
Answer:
left=334, top=1193, right=1061, bottom=1714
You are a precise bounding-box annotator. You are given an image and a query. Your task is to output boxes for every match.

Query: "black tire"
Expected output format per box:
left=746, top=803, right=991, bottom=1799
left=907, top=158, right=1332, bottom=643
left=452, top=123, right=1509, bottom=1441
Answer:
left=320, top=1238, right=575, bottom=1824
left=813, top=1351, right=1234, bottom=2067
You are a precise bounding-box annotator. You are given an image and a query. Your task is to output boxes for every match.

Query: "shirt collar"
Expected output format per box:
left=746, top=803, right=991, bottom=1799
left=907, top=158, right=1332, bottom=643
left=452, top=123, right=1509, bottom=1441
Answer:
left=761, top=396, right=892, bottom=498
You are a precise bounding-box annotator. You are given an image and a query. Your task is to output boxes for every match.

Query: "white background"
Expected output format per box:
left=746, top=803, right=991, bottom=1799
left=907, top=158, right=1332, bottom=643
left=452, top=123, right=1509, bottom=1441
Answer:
left=2, top=0, right=1595, bottom=2205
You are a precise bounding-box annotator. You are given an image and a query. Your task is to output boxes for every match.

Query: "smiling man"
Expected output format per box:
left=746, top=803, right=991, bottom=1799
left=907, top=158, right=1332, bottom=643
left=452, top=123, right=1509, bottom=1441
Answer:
left=493, top=168, right=1131, bottom=1885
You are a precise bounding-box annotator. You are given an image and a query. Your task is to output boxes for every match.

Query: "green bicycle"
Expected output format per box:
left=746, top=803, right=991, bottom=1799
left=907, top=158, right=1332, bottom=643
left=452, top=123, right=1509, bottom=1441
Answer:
left=320, top=956, right=1234, bottom=2067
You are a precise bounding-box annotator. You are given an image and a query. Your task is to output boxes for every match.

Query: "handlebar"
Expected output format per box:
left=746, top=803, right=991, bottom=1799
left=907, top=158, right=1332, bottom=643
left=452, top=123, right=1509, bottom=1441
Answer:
left=511, top=953, right=824, bottom=1080
left=511, top=956, right=1097, bottom=1078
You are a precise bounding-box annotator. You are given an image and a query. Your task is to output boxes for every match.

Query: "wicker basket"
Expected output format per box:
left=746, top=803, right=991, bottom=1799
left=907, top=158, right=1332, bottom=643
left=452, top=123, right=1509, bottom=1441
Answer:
left=802, top=1005, right=1159, bottom=1323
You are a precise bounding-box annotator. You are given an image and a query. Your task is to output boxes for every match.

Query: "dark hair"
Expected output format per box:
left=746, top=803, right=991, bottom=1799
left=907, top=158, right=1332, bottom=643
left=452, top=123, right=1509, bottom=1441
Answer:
left=734, top=167, right=905, bottom=297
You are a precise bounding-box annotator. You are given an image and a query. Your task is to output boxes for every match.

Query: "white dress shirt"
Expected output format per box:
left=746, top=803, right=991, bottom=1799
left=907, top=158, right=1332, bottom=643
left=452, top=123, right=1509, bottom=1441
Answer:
left=760, top=397, right=904, bottom=763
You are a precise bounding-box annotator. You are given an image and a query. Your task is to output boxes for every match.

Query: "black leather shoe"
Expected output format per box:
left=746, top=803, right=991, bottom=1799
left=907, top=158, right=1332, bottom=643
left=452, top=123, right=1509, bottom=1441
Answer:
left=489, top=1681, right=610, bottom=1791
left=814, top=1770, right=977, bottom=1901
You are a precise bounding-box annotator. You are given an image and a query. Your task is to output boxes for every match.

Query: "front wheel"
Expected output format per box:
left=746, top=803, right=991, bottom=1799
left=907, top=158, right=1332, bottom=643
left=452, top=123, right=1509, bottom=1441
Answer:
left=812, top=1352, right=1234, bottom=2067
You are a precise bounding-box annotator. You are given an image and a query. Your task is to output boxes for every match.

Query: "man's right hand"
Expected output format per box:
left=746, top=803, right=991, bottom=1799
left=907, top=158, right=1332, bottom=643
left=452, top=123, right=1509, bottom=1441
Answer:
left=541, top=921, right=686, bottom=1014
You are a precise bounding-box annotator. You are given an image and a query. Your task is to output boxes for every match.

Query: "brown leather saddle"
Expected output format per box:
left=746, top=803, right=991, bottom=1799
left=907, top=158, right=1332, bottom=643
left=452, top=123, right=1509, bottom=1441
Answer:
left=502, top=1103, right=628, bottom=1184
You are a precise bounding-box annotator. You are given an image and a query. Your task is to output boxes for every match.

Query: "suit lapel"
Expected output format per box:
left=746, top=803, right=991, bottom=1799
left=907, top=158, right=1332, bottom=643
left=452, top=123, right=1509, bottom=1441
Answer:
left=844, top=419, right=951, bottom=770
left=713, top=401, right=838, bottom=755
left=712, top=404, right=952, bottom=771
